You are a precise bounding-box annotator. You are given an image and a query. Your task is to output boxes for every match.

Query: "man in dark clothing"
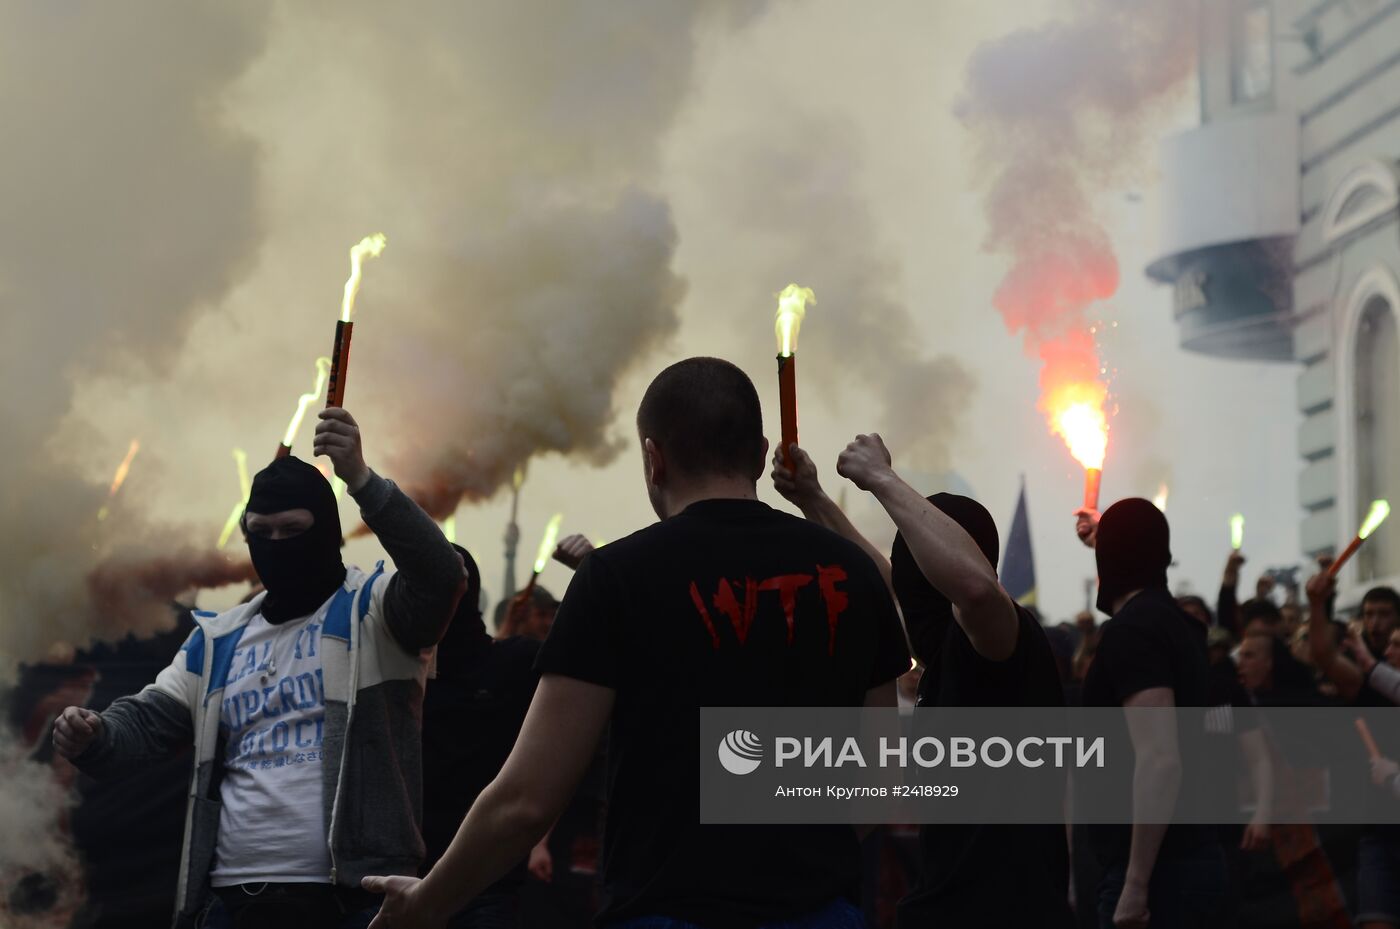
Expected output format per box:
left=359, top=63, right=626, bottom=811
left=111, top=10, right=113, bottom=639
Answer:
left=366, top=357, right=910, bottom=929
left=1080, top=498, right=1226, bottom=929
left=834, top=438, right=1074, bottom=928
left=888, top=500, right=1072, bottom=928
left=53, top=408, right=465, bottom=929
left=767, top=439, right=1072, bottom=927
left=422, top=544, right=541, bottom=928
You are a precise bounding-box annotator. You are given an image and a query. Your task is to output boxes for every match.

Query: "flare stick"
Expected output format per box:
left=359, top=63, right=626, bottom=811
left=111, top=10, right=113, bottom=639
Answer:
left=326, top=320, right=353, bottom=409
left=1326, top=499, right=1391, bottom=579
left=1356, top=717, right=1382, bottom=761
left=1083, top=467, right=1102, bottom=512
left=777, top=354, right=797, bottom=468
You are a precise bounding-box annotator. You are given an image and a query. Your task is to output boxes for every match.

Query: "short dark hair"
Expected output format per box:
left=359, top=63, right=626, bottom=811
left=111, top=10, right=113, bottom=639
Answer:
left=1176, top=594, right=1213, bottom=622
left=1362, top=586, right=1400, bottom=613
left=636, top=357, right=765, bottom=480
left=1240, top=597, right=1283, bottom=627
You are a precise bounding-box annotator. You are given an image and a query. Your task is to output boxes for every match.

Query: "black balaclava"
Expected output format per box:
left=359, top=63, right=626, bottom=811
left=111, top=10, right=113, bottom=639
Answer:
left=1095, top=498, right=1171, bottom=615
left=890, top=493, right=1000, bottom=677
left=244, top=456, right=346, bottom=624
left=435, top=544, right=489, bottom=678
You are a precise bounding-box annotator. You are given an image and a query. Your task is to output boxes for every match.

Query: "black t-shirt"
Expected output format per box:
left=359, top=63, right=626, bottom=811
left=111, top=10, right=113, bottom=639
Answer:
left=897, top=605, right=1073, bottom=928
left=1081, top=588, right=1214, bottom=866
left=535, top=498, right=910, bottom=928
left=421, top=635, right=541, bottom=873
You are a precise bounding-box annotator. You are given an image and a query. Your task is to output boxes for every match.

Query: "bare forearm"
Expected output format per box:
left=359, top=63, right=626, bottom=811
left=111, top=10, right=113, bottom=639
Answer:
left=868, top=471, right=1014, bottom=658
left=417, top=781, right=552, bottom=919
left=1241, top=731, right=1274, bottom=823
left=869, top=472, right=996, bottom=606
left=1308, top=603, right=1361, bottom=699
left=1126, top=756, right=1180, bottom=885
left=800, top=493, right=892, bottom=592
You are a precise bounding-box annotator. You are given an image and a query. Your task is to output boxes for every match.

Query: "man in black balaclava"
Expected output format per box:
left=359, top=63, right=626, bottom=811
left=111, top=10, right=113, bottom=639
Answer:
left=242, top=455, right=347, bottom=621
left=55, top=407, right=465, bottom=929
left=831, top=436, right=1073, bottom=929
left=1078, top=499, right=1226, bottom=929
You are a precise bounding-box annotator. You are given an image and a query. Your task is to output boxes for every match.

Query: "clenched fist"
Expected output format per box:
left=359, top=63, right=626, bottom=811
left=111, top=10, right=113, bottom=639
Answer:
left=835, top=434, right=894, bottom=493
left=53, top=706, right=103, bottom=760
left=553, top=534, right=595, bottom=571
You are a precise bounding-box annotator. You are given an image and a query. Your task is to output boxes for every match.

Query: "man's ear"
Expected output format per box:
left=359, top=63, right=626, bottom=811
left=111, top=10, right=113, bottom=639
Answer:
left=644, top=437, right=665, bottom=487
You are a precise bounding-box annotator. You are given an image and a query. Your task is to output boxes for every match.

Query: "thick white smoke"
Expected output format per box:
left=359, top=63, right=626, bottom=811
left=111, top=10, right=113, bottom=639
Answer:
left=0, top=3, right=270, bottom=669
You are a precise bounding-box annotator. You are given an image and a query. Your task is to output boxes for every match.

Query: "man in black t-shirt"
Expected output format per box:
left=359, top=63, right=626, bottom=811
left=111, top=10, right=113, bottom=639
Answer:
left=1080, top=499, right=1226, bottom=929
left=364, top=358, right=910, bottom=929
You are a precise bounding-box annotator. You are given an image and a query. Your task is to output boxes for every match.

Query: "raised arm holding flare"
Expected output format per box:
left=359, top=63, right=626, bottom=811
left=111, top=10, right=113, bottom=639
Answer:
left=1306, top=564, right=1365, bottom=702
left=54, top=406, right=463, bottom=929
left=769, top=442, right=892, bottom=592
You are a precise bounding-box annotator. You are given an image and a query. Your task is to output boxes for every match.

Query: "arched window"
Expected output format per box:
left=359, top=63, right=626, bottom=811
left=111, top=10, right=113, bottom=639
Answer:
left=1354, top=297, right=1400, bottom=580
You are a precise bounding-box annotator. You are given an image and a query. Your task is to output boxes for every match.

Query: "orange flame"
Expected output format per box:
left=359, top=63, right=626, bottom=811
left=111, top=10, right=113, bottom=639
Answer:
left=97, top=439, right=141, bottom=521
left=1038, top=331, right=1108, bottom=471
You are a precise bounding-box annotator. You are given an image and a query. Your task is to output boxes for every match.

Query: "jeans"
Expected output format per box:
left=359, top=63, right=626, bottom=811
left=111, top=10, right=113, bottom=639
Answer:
left=609, top=898, right=865, bottom=929
left=446, top=889, right=520, bottom=929
left=1359, top=832, right=1400, bottom=926
left=1096, top=843, right=1227, bottom=929
left=200, top=884, right=379, bottom=929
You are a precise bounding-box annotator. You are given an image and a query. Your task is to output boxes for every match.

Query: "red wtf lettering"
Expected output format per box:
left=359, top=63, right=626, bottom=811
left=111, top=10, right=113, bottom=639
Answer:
left=690, top=568, right=849, bottom=652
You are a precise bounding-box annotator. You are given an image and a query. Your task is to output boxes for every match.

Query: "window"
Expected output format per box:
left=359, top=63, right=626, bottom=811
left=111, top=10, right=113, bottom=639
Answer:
left=1231, top=1, right=1273, bottom=104
left=1354, top=298, right=1400, bottom=579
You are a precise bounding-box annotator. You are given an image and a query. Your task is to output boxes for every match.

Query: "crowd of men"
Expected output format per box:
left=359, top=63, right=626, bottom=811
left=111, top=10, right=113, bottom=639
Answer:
left=47, top=356, right=1400, bottom=929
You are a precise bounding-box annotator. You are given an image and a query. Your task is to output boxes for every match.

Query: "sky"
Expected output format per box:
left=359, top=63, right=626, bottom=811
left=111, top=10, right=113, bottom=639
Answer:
left=3, top=0, right=1306, bottom=666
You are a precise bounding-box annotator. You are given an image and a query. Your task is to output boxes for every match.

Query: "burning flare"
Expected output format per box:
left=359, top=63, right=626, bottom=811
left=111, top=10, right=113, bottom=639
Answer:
left=532, top=513, right=564, bottom=575
left=1327, top=498, right=1392, bottom=579
left=1230, top=514, right=1245, bottom=551
left=1152, top=484, right=1168, bottom=512
left=96, top=438, right=141, bottom=521
left=341, top=233, right=388, bottom=324
left=1047, top=390, right=1108, bottom=473
left=282, top=357, right=333, bottom=447
left=217, top=448, right=251, bottom=550
left=774, top=284, right=815, bottom=357
left=1361, top=499, right=1392, bottom=540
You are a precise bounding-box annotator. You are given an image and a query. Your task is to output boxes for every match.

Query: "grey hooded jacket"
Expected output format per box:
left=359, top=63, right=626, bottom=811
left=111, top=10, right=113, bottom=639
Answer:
left=73, top=473, right=463, bottom=928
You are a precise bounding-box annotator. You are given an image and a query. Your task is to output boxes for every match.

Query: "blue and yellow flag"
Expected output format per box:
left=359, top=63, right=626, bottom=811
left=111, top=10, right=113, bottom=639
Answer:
left=1000, top=478, right=1036, bottom=607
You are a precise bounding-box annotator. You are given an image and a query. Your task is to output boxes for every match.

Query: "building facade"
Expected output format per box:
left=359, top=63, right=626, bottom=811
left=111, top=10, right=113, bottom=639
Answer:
left=1149, top=0, right=1400, bottom=606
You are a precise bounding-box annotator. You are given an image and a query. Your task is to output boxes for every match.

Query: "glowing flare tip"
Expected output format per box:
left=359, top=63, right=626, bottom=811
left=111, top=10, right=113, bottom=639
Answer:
left=1230, top=514, right=1244, bottom=550
left=282, top=357, right=333, bottom=447
left=234, top=448, right=251, bottom=500
left=1053, top=401, right=1107, bottom=471
left=98, top=438, right=141, bottom=520
left=217, top=447, right=254, bottom=549
left=774, top=283, right=815, bottom=357
left=1360, top=499, right=1391, bottom=540
left=1152, top=485, right=1168, bottom=512
left=533, top=513, right=564, bottom=574
left=341, top=233, right=388, bottom=323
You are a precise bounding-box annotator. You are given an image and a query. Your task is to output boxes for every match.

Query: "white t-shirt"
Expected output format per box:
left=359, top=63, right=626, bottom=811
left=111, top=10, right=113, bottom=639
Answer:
left=210, top=604, right=332, bottom=886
